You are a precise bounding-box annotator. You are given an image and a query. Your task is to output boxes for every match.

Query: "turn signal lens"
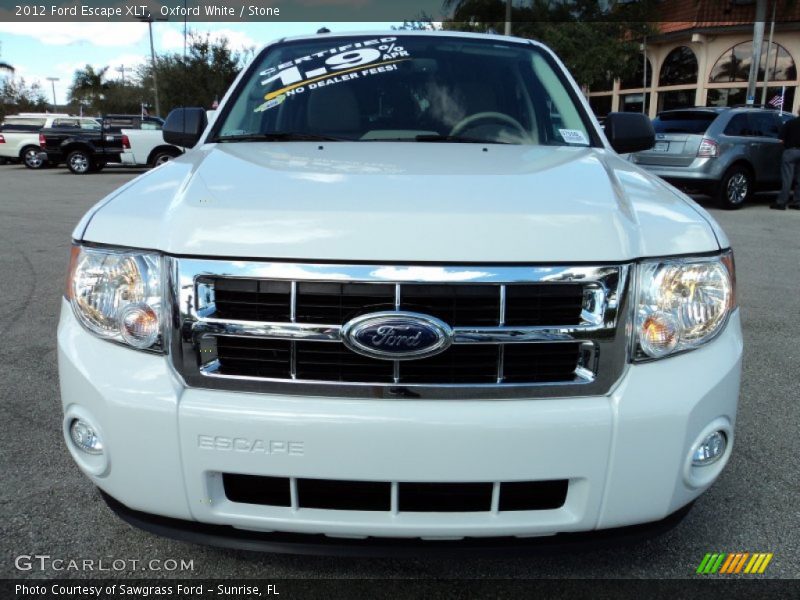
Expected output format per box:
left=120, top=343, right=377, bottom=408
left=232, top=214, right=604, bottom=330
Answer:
left=639, top=312, right=679, bottom=358
left=119, top=303, right=160, bottom=349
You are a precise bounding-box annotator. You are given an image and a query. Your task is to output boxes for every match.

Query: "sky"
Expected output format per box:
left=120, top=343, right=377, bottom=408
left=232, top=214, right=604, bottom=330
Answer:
left=0, top=21, right=398, bottom=107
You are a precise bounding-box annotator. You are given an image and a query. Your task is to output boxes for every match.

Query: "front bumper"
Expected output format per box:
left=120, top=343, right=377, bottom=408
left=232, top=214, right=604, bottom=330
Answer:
left=58, top=299, right=742, bottom=541
left=632, top=158, right=726, bottom=190
left=100, top=489, right=694, bottom=556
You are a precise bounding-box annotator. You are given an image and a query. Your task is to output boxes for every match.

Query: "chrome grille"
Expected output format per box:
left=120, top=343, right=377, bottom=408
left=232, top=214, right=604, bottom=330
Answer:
left=170, top=260, right=631, bottom=399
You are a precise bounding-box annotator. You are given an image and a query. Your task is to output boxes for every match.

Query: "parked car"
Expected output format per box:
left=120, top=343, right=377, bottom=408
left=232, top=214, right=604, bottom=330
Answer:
left=0, top=113, right=99, bottom=169
left=120, top=128, right=183, bottom=168
left=630, top=107, right=793, bottom=209
left=40, top=114, right=165, bottom=174
left=60, top=31, right=741, bottom=552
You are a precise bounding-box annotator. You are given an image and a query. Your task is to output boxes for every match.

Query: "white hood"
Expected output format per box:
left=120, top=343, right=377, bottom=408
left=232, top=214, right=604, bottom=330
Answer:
left=79, top=142, right=722, bottom=262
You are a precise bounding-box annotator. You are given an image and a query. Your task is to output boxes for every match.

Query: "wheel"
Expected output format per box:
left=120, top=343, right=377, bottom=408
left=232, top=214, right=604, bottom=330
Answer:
left=67, top=150, right=93, bottom=174
left=21, top=146, right=46, bottom=169
left=151, top=150, right=177, bottom=167
left=717, top=165, right=752, bottom=209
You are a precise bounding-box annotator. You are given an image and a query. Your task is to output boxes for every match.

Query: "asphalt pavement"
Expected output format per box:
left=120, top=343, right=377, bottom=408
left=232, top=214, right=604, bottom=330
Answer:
left=1, top=164, right=798, bottom=579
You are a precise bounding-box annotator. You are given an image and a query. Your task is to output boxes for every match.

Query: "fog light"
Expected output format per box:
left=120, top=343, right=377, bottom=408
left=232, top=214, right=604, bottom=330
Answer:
left=119, top=303, right=159, bottom=349
left=692, top=431, right=726, bottom=466
left=69, top=419, right=103, bottom=455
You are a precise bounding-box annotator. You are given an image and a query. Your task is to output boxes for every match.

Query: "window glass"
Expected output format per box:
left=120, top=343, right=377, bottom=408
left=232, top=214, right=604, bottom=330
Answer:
left=620, top=57, right=653, bottom=90
left=709, top=41, right=796, bottom=83
left=216, top=35, right=595, bottom=146
left=749, top=112, right=781, bottom=138
left=659, top=47, right=698, bottom=87
left=657, top=89, right=695, bottom=111
left=620, top=92, right=651, bottom=114
left=706, top=86, right=795, bottom=110
left=764, top=86, right=795, bottom=112
left=724, top=114, right=750, bottom=136
left=589, top=95, right=612, bottom=118
left=652, top=111, right=717, bottom=134
left=53, top=119, right=80, bottom=128
left=706, top=87, right=747, bottom=107
left=4, top=117, right=47, bottom=128
left=80, top=119, right=100, bottom=130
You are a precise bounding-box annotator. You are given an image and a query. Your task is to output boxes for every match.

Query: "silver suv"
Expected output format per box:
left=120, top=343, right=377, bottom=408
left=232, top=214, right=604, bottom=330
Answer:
left=631, top=107, right=793, bottom=209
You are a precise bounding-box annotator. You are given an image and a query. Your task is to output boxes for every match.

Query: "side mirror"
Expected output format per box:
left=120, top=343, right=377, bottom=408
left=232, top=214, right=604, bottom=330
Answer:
left=163, top=107, right=208, bottom=148
left=604, top=112, right=655, bottom=154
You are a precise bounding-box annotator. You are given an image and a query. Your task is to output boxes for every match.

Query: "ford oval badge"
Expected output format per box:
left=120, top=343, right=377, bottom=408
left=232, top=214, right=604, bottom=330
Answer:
left=341, top=312, right=453, bottom=361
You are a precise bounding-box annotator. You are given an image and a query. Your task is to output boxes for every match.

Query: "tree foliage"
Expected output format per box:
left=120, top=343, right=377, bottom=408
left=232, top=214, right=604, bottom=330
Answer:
left=443, top=0, right=658, bottom=90
left=61, top=33, right=251, bottom=118
left=136, top=32, right=253, bottom=116
left=0, top=77, right=48, bottom=118
left=67, top=64, right=147, bottom=115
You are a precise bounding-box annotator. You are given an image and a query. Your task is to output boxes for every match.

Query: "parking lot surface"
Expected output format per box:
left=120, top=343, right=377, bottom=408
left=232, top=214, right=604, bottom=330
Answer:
left=1, top=165, right=798, bottom=579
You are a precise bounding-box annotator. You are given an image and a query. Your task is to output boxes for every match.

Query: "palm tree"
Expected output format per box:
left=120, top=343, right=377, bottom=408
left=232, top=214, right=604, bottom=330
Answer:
left=68, top=65, right=109, bottom=112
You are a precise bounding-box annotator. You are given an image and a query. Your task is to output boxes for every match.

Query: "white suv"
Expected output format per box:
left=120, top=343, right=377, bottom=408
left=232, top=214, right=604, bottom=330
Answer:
left=0, top=113, right=99, bottom=168
left=59, top=31, right=741, bottom=552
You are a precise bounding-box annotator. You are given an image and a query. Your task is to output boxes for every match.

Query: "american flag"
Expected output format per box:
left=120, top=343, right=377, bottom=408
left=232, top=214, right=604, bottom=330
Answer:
left=768, top=95, right=784, bottom=109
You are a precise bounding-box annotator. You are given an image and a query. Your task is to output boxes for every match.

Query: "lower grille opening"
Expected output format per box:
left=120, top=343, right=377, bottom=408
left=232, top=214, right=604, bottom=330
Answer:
left=399, top=482, right=493, bottom=512
left=222, top=474, right=291, bottom=507
left=297, top=479, right=391, bottom=511
left=213, top=338, right=583, bottom=385
left=499, top=480, right=569, bottom=511
left=222, top=474, right=569, bottom=513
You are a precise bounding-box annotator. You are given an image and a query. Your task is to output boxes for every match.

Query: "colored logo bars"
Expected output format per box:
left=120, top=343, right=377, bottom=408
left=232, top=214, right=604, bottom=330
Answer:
left=696, top=552, right=774, bottom=575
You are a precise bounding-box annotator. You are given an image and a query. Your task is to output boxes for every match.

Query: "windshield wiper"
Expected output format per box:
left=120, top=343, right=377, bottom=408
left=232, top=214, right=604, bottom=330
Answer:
left=413, top=134, right=514, bottom=144
left=215, top=132, right=347, bottom=142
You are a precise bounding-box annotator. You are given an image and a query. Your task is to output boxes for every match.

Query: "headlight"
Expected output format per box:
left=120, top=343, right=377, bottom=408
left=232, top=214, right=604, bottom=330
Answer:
left=66, top=245, right=164, bottom=352
left=633, top=251, right=735, bottom=360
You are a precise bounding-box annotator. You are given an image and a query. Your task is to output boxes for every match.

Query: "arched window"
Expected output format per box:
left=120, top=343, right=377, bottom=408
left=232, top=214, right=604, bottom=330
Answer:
left=659, top=46, right=698, bottom=86
left=709, top=41, right=796, bottom=83
left=620, top=57, right=653, bottom=89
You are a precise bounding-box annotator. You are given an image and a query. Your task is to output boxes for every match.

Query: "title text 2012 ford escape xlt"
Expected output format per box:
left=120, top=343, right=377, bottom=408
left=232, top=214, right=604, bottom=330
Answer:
left=59, top=31, right=741, bottom=551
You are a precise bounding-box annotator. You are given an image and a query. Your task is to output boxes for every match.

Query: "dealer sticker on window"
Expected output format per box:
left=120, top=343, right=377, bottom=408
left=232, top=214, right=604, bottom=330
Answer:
left=256, top=37, right=411, bottom=111
left=558, top=129, right=589, bottom=145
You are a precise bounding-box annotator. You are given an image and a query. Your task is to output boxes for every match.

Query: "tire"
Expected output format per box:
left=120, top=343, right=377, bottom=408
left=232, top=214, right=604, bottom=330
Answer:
left=151, top=150, right=178, bottom=167
left=67, top=149, right=93, bottom=175
left=717, top=165, right=753, bottom=209
left=21, top=146, right=46, bottom=169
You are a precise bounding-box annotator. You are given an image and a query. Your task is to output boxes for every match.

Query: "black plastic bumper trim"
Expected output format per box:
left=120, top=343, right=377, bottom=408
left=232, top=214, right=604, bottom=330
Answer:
left=100, top=490, right=694, bottom=557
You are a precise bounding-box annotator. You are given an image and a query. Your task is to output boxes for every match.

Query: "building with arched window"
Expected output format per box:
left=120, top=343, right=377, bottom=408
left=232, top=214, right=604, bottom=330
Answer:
left=588, top=4, right=800, bottom=119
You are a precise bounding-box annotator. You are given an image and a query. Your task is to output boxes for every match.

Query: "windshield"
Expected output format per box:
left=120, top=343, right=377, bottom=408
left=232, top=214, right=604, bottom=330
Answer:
left=653, top=111, right=717, bottom=135
left=214, top=35, right=594, bottom=146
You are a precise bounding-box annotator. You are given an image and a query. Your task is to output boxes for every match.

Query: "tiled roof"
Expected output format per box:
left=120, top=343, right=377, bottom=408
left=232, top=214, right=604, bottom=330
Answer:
left=655, top=0, right=800, bottom=34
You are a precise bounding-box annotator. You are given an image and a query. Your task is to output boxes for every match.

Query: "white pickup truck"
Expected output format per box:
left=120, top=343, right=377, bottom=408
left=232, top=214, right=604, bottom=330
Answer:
left=0, top=114, right=99, bottom=168
left=59, top=31, right=741, bottom=553
left=119, top=127, right=183, bottom=168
